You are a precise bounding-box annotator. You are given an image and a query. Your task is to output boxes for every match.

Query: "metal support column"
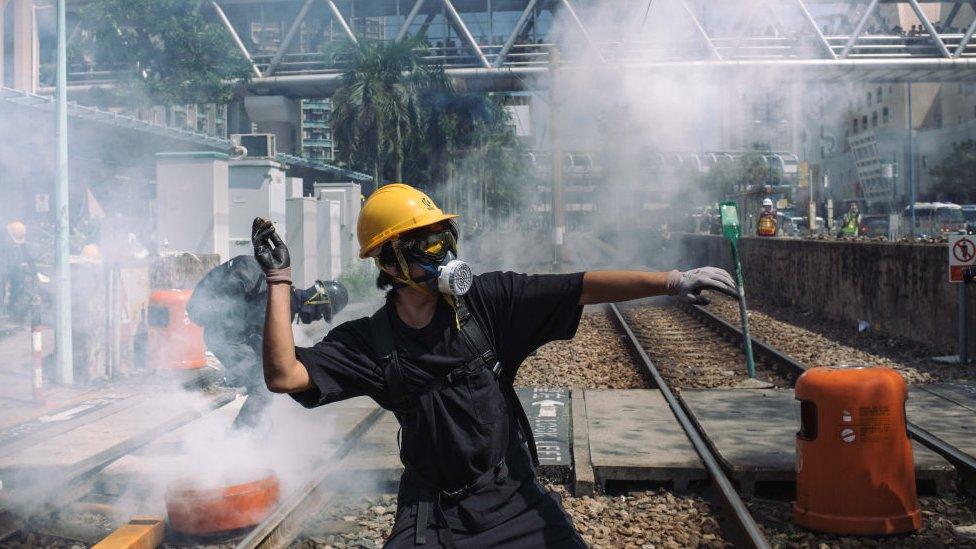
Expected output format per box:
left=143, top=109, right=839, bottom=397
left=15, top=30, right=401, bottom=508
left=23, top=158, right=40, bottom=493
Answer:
left=840, top=0, right=880, bottom=59
left=959, top=282, right=969, bottom=364
left=908, top=83, right=916, bottom=239
left=12, top=0, right=35, bottom=92
left=327, top=0, right=359, bottom=45
left=395, top=0, right=425, bottom=41
left=56, top=0, right=73, bottom=385
left=266, top=0, right=316, bottom=76
left=211, top=1, right=262, bottom=78
left=0, top=0, right=5, bottom=87
left=549, top=47, right=564, bottom=267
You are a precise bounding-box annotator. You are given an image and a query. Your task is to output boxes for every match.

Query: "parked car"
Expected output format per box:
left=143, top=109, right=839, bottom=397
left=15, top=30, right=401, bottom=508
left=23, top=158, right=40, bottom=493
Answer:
left=858, top=214, right=890, bottom=237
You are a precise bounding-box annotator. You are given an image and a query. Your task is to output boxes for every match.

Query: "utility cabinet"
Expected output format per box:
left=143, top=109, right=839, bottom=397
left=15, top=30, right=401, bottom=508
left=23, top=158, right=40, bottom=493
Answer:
left=228, top=159, right=286, bottom=259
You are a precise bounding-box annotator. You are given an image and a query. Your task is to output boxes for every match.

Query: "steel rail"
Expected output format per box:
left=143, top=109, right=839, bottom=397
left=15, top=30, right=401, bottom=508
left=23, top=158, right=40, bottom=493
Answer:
left=606, top=303, right=770, bottom=549
left=679, top=302, right=976, bottom=483
left=236, top=406, right=386, bottom=549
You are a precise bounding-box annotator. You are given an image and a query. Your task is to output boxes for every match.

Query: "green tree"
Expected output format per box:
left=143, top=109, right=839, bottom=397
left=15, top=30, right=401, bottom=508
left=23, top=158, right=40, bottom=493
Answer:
left=931, top=139, right=976, bottom=203
left=331, top=39, right=432, bottom=188
left=329, top=39, right=526, bottom=224
left=79, top=0, right=252, bottom=106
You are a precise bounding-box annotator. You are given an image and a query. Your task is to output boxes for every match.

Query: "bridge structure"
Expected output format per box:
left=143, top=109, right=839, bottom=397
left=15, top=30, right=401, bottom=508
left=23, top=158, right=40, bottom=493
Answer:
left=199, top=0, right=976, bottom=94
left=2, top=0, right=976, bottom=99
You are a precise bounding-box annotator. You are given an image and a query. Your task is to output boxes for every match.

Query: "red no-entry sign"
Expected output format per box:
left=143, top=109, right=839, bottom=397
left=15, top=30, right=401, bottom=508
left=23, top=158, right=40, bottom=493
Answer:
left=949, top=235, right=976, bottom=283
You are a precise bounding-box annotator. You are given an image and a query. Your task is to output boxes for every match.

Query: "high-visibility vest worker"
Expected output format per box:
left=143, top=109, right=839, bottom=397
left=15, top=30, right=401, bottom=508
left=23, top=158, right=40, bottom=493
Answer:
left=254, top=183, right=740, bottom=547
left=757, top=198, right=778, bottom=237
left=841, top=204, right=861, bottom=237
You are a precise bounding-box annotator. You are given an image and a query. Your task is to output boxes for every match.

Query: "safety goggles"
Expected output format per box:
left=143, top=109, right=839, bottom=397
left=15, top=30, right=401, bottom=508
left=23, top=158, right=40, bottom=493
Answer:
left=396, top=228, right=457, bottom=263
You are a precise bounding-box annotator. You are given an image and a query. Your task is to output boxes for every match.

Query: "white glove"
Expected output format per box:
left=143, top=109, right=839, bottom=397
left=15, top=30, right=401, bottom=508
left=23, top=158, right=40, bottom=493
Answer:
left=666, top=267, right=738, bottom=305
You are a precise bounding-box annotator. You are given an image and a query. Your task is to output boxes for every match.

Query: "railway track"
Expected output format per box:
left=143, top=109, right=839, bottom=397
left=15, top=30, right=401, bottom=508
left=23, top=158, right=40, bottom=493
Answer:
left=6, top=298, right=976, bottom=548
left=607, top=302, right=770, bottom=548
left=611, top=299, right=976, bottom=548
left=679, top=301, right=976, bottom=484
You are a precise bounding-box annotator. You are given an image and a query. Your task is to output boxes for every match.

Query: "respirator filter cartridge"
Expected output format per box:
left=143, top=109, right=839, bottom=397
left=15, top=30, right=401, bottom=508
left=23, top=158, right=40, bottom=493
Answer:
left=437, top=260, right=473, bottom=296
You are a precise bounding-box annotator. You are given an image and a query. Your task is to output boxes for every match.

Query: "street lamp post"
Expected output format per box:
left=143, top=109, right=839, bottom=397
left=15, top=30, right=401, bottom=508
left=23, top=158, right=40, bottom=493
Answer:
left=55, top=0, right=73, bottom=384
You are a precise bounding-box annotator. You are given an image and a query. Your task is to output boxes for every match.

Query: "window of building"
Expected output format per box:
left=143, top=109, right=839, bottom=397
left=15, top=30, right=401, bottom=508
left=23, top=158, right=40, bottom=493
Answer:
left=867, top=92, right=872, bottom=104
left=973, top=104, right=976, bottom=118
left=853, top=119, right=860, bottom=132
left=862, top=115, right=868, bottom=129
left=922, top=155, right=928, bottom=168
left=872, top=111, right=878, bottom=127
left=877, top=87, right=883, bottom=103
left=883, top=106, right=890, bottom=123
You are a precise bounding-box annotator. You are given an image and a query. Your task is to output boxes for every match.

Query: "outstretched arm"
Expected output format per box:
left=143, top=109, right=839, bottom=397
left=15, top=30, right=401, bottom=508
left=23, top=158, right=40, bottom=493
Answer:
left=579, top=268, right=738, bottom=306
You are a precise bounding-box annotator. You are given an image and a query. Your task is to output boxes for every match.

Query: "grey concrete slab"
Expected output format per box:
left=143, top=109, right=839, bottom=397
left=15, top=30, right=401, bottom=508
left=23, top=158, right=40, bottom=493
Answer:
left=914, top=382, right=976, bottom=414
left=681, top=389, right=955, bottom=496
left=570, top=390, right=595, bottom=496
left=0, top=388, right=236, bottom=491
left=337, top=409, right=402, bottom=489
left=907, top=385, right=976, bottom=480
left=585, top=389, right=705, bottom=490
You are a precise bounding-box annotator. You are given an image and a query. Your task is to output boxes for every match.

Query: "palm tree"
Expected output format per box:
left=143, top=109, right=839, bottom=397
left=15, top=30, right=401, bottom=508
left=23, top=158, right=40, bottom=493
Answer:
left=331, top=38, right=432, bottom=191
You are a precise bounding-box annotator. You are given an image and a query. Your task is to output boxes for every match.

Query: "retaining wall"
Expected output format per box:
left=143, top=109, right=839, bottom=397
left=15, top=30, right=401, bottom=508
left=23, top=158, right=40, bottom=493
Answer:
left=672, top=234, right=975, bottom=355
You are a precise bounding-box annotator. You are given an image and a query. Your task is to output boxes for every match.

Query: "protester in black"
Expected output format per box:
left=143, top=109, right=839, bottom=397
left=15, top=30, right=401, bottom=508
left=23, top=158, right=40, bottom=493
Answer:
left=187, top=255, right=347, bottom=429
left=254, top=185, right=737, bottom=548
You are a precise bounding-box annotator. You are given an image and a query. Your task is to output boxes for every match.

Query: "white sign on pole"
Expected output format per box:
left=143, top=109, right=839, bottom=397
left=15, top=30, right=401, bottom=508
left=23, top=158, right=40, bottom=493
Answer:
left=949, top=234, right=976, bottom=283
left=35, top=194, right=50, bottom=213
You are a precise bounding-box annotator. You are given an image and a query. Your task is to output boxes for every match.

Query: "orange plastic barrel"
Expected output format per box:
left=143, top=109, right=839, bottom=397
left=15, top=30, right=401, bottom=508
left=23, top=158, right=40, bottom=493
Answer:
left=165, top=472, right=280, bottom=535
left=147, top=289, right=206, bottom=370
left=794, top=367, right=921, bottom=535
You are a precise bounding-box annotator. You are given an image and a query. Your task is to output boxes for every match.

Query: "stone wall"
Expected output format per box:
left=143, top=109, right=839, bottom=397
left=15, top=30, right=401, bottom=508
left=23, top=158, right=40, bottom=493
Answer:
left=672, top=234, right=976, bottom=355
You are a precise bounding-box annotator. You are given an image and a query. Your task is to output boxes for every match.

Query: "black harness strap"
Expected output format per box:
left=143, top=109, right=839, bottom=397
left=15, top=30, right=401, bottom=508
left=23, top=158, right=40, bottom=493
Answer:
left=453, top=300, right=539, bottom=467
left=369, top=297, right=540, bottom=547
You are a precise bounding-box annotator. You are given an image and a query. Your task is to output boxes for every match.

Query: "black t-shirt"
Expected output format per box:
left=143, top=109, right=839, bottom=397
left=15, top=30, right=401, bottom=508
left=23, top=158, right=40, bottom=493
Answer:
left=292, top=271, right=584, bottom=532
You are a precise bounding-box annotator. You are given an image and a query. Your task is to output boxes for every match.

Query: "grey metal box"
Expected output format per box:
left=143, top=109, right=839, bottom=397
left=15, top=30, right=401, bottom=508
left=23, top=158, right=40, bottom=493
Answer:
left=155, top=152, right=230, bottom=260
left=228, top=159, right=286, bottom=259
left=286, top=197, right=318, bottom=288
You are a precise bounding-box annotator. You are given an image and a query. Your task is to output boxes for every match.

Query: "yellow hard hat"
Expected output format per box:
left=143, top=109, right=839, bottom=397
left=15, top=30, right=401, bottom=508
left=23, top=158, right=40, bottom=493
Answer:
left=6, top=221, right=25, bottom=244
left=357, top=184, right=458, bottom=258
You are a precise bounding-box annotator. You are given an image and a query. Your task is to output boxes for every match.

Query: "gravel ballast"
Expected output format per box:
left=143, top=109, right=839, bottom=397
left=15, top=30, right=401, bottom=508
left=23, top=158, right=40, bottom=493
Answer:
left=750, top=494, right=976, bottom=548
left=292, top=487, right=730, bottom=549
left=516, top=308, right=647, bottom=389
left=620, top=304, right=791, bottom=388
left=705, top=297, right=976, bottom=384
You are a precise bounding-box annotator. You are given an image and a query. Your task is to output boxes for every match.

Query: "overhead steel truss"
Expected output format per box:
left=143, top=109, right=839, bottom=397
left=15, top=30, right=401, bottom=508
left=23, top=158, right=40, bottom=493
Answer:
left=43, top=0, right=976, bottom=95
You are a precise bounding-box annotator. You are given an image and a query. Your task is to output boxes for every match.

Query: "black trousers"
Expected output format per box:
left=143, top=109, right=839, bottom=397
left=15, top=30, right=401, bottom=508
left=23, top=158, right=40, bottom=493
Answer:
left=384, top=489, right=586, bottom=549
left=203, top=327, right=273, bottom=430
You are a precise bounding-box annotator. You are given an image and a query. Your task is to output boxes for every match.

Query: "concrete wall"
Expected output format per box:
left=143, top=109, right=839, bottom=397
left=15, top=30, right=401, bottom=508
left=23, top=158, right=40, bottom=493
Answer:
left=674, top=234, right=976, bottom=354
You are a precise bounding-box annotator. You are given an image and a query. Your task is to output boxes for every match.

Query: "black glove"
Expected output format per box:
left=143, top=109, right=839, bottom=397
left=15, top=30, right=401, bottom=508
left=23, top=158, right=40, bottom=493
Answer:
left=252, top=217, right=291, bottom=284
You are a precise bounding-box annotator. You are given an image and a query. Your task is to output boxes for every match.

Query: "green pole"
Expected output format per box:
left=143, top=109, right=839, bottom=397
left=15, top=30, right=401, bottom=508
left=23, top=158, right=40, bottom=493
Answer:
left=720, top=201, right=756, bottom=379
left=730, top=240, right=757, bottom=378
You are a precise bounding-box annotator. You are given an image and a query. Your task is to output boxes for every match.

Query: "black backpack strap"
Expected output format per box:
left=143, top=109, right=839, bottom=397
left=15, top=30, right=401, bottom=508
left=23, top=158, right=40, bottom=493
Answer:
left=454, top=298, right=539, bottom=468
